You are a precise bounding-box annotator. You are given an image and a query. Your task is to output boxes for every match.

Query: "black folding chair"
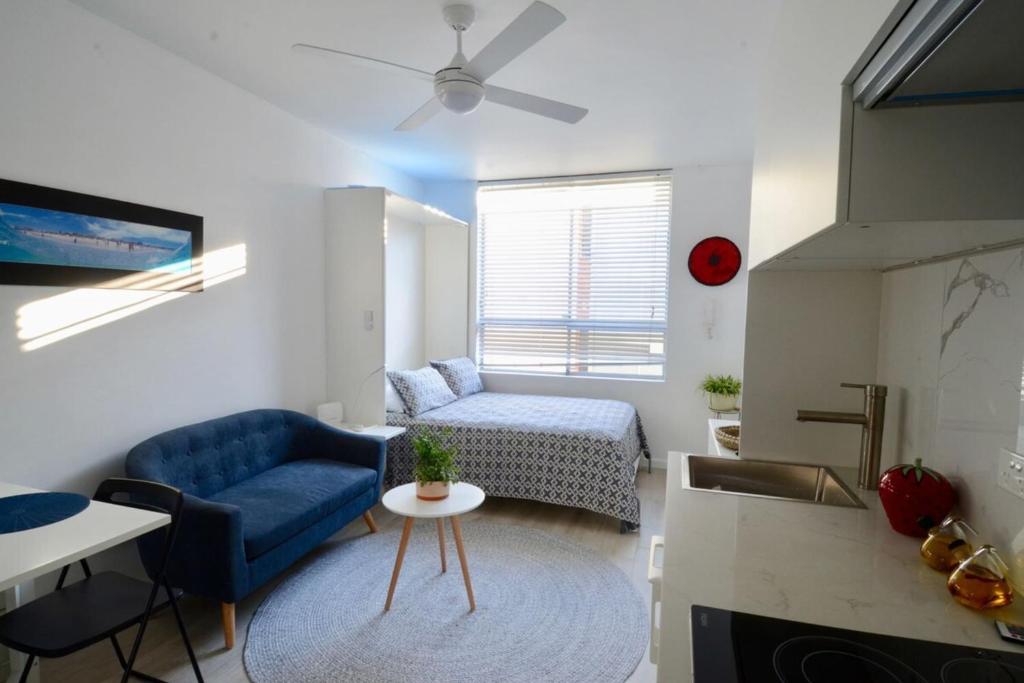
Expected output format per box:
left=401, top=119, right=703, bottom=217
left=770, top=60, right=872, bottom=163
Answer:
left=0, top=478, right=204, bottom=683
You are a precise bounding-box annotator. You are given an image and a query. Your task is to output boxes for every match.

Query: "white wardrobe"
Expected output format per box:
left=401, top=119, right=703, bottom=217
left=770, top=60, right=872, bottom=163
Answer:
left=324, top=187, right=469, bottom=427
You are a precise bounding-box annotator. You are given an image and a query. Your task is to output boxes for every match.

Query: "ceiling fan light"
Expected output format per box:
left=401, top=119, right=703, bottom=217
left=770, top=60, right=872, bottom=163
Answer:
left=435, top=79, right=485, bottom=114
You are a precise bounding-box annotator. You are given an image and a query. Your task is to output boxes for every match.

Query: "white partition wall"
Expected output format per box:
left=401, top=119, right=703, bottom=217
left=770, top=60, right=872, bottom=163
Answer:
left=325, top=187, right=469, bottom=427
left=325, top=187, right=388, bottom=428
left=386, top=213, right=426, bottom=371
left=425, top=222, right=470, bottom=361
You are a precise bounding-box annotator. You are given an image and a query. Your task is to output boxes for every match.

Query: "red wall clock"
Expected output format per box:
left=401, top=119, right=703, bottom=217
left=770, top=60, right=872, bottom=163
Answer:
left=688, top=236, right=742, bottom=286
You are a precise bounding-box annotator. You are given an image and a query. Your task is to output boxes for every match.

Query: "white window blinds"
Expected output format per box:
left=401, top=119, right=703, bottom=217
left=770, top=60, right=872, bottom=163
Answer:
left=476, top=173, right=672, bottom=379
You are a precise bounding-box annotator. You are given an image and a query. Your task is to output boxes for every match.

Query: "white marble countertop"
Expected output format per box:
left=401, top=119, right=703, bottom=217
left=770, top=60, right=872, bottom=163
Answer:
left=656, top=452, right=1024, bottom=682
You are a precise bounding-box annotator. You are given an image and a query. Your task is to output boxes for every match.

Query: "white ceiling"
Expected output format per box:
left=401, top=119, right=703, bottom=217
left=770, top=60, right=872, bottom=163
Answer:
left=73, top=0, right=782, bottom=182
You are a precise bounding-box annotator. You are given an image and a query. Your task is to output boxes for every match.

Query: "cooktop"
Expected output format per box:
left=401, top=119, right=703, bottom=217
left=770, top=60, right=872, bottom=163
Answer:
left=691, top=605, right=1024, bottom=682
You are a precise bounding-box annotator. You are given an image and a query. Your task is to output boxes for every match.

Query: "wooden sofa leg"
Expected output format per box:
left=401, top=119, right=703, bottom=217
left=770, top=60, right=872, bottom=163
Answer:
left=221, top=602, right=236, bottom=650
left=363, top=510, right=379, bottom=533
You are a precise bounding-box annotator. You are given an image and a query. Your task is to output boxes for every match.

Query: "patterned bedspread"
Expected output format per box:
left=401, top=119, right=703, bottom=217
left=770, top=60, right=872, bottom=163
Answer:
left=385, top=392, right=650, bottom=525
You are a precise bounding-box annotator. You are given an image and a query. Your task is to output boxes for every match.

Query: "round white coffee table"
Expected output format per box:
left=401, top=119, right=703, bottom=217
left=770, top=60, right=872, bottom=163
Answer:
left=381, top=482, right=485, bottom=612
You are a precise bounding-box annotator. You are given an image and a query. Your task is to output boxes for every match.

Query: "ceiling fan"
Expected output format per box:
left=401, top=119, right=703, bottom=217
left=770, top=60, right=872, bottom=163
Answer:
left=293, top=1, right=587, bottom=131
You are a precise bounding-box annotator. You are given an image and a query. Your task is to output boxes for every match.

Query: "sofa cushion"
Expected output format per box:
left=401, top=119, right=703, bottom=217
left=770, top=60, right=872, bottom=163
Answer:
left=208, top=459, right=376, bottom=559
left=125, top=409, right=322, bottom=498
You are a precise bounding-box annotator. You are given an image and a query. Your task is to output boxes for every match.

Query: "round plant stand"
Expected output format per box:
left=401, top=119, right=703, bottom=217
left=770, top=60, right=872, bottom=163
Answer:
left=380, top=482, right=485, bottom=612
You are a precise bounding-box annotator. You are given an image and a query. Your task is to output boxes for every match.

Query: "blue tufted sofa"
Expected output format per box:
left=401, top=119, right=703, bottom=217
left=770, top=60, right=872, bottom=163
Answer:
left=125, top=409, right=385, bottom=648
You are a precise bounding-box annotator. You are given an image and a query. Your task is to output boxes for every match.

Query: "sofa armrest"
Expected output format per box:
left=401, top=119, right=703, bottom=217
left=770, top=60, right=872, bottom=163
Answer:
left=304, top=424, right=387, bottom=497
left=155, top=494, right=249, bottom=603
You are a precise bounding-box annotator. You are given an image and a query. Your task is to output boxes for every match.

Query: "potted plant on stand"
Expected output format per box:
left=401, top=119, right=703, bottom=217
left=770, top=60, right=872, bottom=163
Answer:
left=701, top=374, right=742, bottom=412
left=413, top=428, right=460, bottom=501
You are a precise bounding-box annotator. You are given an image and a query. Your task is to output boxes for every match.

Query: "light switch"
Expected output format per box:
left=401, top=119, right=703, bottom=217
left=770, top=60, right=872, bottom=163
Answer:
left=997, top=449, right=1024, bottom=500
left=363, top=310, right=374, bottom=331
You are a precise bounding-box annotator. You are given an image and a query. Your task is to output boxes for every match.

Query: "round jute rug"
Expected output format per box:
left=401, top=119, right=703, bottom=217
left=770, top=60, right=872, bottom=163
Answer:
left=243, top=521, right=648, bottom=682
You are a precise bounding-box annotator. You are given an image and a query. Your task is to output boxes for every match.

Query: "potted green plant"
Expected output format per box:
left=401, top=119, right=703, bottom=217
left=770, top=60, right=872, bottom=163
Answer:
left=412, top=428, right=460, bottom=501
left=700, top=374, right=742, bottom=412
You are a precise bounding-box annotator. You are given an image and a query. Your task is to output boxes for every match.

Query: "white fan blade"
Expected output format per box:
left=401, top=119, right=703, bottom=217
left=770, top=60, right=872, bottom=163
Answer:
left=292, top=43, right=434, bottom=82
left=395, top=98, right=444, bottom=131
left=462, top=1, right=566, bottom=83
left=486, top=85, right=587, bottom=123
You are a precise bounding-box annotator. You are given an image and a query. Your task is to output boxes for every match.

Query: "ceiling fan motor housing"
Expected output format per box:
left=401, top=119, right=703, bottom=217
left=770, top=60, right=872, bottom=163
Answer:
left=435, top=72, right=484, bottom=114
left=436, top=81, right=485, bottom=114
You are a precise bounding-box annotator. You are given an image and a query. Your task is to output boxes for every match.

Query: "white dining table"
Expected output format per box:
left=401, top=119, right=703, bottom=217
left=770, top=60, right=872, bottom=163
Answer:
left=0, top=481, right=169, bottom=683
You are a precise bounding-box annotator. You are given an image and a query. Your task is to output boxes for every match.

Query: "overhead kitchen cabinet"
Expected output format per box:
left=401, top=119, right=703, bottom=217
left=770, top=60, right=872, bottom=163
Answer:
left=749, top=0, right=1024, bottom=272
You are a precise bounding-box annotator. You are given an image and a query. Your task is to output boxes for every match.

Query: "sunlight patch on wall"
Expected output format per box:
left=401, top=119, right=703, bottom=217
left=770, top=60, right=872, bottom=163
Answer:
left=17, top=243, right=247, bottom=351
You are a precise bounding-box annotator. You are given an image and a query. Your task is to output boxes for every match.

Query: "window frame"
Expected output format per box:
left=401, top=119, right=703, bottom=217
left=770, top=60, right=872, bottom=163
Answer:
left=472, top=170, right=673, bottom=382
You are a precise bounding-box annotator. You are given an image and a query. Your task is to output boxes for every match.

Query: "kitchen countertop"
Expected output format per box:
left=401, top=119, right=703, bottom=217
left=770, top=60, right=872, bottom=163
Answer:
left=656, top=451, right=1024, bottom=682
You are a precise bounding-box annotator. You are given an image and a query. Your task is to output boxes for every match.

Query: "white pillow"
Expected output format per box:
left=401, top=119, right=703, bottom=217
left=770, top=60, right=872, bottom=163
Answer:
left=429, top=357, right=484, bottom=398
left=386, top=367, right=458, bottom=416
left=385, top=376, right=406, bottom=414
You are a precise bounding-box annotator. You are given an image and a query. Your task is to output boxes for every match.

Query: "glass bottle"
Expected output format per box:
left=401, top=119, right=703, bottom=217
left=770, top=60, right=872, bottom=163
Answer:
left=947, top=545, right=1015, bottom=610
left=921, top=517, right=977, bottom=572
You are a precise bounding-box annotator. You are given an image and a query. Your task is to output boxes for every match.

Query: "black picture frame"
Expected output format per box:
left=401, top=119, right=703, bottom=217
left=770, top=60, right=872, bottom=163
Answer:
left=0, top=178, right=204, bottom=292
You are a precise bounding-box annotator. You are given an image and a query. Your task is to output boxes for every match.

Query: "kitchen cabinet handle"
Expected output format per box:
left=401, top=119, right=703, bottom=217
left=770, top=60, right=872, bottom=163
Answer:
left=648, top=535, right=664, bottom=582
left=648, top=535, right=665, bottom=664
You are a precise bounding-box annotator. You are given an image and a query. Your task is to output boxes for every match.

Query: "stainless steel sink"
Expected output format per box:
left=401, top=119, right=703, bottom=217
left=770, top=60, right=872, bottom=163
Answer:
left=683, top=456, right=866, bottom=508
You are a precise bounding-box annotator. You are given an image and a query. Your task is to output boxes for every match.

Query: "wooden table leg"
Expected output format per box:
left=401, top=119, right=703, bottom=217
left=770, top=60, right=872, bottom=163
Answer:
left=450, top=515, right=475, bottom=612
left=436, top=517, right=447, bottom=573
left=385, top=517, right=415, bottom=611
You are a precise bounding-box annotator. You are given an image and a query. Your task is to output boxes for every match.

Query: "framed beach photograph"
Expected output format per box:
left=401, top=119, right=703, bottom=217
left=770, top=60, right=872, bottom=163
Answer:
left=0, top=179, right=203, bottom=291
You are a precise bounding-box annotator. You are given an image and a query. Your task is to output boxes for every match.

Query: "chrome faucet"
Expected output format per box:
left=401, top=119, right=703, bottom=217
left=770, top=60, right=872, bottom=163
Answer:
left=796, top=383, right=887, bottom=490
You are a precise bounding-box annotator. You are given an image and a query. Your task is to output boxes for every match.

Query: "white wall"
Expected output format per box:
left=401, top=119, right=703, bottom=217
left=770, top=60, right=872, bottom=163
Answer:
left=877, top=249, right=1024, bottom=553
left=0, top=0, right=424, bottom=494
left=385, top=215, right=426, bottom=370
left=423, top=180, right=477, bottom=227
left=741, top=271, right=882, bottom=465
left=448, top=165, right=752, bottom=467
left=424, top=223, right=470, bottom=361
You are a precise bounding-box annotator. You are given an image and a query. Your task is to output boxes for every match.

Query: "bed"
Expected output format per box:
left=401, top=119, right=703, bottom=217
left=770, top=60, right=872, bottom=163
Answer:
left=385, top=391, right=650, bottom=531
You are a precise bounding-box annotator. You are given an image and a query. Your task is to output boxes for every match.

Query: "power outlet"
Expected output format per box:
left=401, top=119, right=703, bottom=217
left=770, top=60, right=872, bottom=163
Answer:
left=997, top=449, right=1024, bottom=500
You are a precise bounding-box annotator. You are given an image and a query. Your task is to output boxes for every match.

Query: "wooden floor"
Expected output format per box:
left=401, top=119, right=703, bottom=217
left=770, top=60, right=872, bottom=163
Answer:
left=44, top=469, right=666, bottom=683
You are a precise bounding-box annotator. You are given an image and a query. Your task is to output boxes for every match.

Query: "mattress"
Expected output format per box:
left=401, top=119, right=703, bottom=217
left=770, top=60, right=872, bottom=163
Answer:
left=385, top=392, right=648, bottom=525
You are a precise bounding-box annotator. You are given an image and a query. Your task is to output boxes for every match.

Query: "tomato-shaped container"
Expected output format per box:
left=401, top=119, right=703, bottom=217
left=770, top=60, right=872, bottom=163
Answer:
left=878, top=458, right=957, bottom=537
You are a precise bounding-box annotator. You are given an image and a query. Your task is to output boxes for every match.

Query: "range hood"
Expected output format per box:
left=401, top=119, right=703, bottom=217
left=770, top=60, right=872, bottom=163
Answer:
left=853, top=0, right=1024, bottom=108
left=757, top=0, right=1024, bottom=273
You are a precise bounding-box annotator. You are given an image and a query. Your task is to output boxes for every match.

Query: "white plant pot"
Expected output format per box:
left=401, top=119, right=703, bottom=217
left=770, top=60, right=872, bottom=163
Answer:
left=708, top=394, right=739, bottom=412
left=416, top=481, right=451, bottom=501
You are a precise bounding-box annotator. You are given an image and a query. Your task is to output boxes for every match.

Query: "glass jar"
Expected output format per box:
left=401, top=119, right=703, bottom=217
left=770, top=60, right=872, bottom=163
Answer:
left=921, top=517, right=977, bottom=572
left=947, top=545, right=1015, bottom=610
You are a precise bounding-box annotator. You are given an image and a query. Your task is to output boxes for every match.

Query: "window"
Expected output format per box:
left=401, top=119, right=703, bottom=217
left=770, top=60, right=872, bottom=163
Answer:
left=476, top=173, right=671, bottom=379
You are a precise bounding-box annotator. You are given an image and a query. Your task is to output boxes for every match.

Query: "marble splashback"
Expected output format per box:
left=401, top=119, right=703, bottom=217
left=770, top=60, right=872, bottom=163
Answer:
left=877, top=248, right=1024, bottom=565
